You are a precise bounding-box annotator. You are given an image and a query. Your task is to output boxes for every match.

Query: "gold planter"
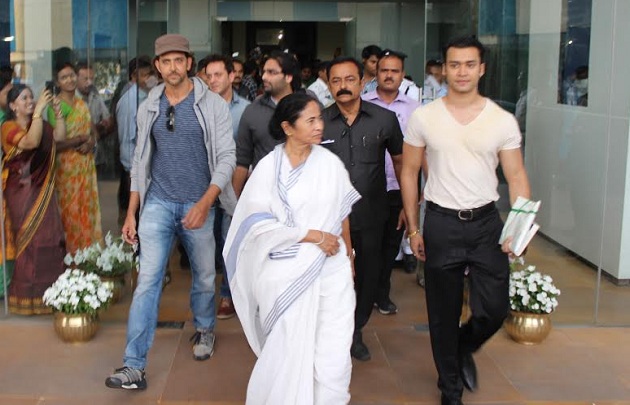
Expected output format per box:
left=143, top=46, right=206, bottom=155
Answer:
left=504, top=311, right=552, bottom=345
left=53, top=312, right=99, bottom=343
left=100, top=275, right=125, bottom=304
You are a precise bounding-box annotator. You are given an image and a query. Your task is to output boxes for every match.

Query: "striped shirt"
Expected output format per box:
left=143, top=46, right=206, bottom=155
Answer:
left=148, top=91, right=211, bottom=203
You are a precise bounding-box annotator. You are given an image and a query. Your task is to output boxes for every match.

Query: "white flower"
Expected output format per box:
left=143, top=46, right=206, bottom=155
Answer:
left=42, top=269, right=113, bottom=316
left=509, top=264, right=561, bottom=314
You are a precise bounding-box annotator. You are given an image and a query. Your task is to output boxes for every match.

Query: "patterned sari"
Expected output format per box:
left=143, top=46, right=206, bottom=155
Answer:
left=0, top=109, right=14, bottom=296
left=1, top=120, right=66, bottom=314
left=48, top=98, right=102, bottom=253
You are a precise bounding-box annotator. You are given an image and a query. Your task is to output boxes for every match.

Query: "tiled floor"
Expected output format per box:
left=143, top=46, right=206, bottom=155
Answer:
left=1, top=180, right=630, bottom=404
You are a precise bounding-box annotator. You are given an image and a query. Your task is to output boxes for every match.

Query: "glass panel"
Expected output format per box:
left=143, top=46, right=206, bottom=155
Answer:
left=506, top=0, right=598, bottom=324
left=428, top=0, right=607, bottom=325
left=592, top=0, right=630, bottom=325
left=557, top=0, right=592, bottom=106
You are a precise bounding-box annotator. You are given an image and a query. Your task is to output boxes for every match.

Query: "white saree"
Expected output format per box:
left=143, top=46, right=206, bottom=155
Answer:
left=224, top=144, right=361, bottom=405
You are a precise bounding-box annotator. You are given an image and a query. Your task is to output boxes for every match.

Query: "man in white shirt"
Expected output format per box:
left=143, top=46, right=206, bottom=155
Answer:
left=422, top=59, right=448, bottom=105
left=401, top=36, right=531, bottom=405
left=307, top=61, right=333, bottom=107
left=360, top=44, right=381, bottom=94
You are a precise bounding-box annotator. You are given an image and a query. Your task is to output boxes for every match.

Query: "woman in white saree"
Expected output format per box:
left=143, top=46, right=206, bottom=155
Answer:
left=224, top=93, right=360, bottom=405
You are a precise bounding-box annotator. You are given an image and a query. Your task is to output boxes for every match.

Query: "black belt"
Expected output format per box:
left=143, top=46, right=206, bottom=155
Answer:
left=427, top=201, right=496, bottom=221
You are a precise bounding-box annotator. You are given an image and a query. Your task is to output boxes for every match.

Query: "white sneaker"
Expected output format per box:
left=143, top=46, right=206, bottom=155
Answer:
left=190, top=329, right=215, bottom=361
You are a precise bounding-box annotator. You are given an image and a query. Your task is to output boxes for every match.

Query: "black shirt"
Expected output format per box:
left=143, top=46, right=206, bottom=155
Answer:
left=322, top=100, right=404, bottom=230
left=236, top=94, right=282, bottom=169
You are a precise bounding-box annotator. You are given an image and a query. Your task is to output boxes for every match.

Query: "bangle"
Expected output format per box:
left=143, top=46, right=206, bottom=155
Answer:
left=348, top=248, right=356, bottom=259
left=314, top=231, right=325, bottom=245
left=407, top=229, right=420, bottom=238
left=32, top=113, right=42, bottom=120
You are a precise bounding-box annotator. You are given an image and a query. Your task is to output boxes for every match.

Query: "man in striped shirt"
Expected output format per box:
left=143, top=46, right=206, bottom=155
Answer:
left=106, top=34, right=237, bottom=391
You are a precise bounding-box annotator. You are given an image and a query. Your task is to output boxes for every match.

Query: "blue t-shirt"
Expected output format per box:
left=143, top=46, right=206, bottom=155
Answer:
left=148, top=91, right=211, bottom=203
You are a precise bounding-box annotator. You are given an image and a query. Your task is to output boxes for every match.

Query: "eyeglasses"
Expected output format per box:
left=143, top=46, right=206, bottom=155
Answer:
left=166, top=105, right=175, bottom=132
left=262, top=69, right=283, bottom=76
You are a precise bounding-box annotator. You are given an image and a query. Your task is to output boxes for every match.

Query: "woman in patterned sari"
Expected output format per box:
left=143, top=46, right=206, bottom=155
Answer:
left=47, top=62, right=103, bottom=253
left=1, top=84, right=68, bottom=314
left=0, top=72, right=14, bottom=297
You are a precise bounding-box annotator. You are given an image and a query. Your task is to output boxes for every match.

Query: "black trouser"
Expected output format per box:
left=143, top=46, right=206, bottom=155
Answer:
left=352, top=226, right=385, bottom=333
left=423, top=203, right=509, bottom=401
left=377, top=190, right=404, bottom=305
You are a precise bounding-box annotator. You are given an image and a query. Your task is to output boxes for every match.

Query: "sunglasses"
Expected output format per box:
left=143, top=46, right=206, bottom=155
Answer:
left=166, top=105, right=175, bottom=131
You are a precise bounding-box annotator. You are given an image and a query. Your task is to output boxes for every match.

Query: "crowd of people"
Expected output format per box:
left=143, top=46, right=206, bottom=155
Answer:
left=0, top=62, right=103, bottom=315
left=1, top=32, right=530, bottom=405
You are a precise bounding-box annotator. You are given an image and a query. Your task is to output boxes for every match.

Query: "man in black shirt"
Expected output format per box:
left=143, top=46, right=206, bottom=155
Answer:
left=321, top=57, right=404, bottom=361
left=232, top=51, right=300, bottom=197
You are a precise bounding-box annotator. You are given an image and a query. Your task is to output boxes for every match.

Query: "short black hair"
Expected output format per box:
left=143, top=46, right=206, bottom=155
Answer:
left=264, top=50, right=301, bottom=92
left=243, top=59, right=258, bottom=75
left=326, top=56, right=363, bottom=81
left=0, top=65, right=13, bottom=91
left=232, top=59, right=244, bottom=69
left=5, top=83, right=30, bottom=121
left=361, top=45, right=382, bottom=60
left=377, top=49, right=407, bottom=69
left=196, top=55, right=210, bottom=73
left=54, top=61, right=76, bottom=81
left=443, top=35, right=485, bottom=63
left=75, top=61, right=91, bottom=73
left=129, top=56, right=152, bottom=79
left=315, top=60, right=330, bottom=73
left=268, top=92, right=319, bottom=141
left=203, top=54, right=235, bottom=74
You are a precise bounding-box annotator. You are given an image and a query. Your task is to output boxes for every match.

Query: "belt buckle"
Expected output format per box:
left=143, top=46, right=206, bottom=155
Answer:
left=457, top=209, right=473, bottom=221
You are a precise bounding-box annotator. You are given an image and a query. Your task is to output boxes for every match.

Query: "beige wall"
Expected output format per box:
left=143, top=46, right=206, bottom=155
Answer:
left=525, top=0, right=630, bottom=279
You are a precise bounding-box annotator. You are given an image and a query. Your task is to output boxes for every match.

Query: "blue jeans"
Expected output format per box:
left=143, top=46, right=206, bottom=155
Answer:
left=123, top=196, right=216, bottom=370
left=215, top=205, right=232, bottom=299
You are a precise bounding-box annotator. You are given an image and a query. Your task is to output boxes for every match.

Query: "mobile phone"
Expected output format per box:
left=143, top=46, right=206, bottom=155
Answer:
left=45, top=80, right=57, bottom=95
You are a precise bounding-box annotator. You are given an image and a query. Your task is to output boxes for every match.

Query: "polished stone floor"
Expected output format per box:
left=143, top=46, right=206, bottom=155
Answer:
left=0, top=180, right=629, bottom=404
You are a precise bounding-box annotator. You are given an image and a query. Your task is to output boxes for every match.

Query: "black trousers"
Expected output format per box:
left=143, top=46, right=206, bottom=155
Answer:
left=352, top=226, right=385, bottom=333
left=423, top=203, right=509, bottom=400
left=377, top=190, right=404, bottom=304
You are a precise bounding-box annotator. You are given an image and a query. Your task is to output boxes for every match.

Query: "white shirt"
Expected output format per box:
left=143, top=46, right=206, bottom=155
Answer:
left=400, top=78, right=421, bottom=101
left=307, top=78, right=334, bottom=107
left=405, top=98, right=521, bottom=210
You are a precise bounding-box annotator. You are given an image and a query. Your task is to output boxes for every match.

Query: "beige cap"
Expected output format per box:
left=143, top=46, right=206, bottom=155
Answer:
left=155, top=34, right=191, bottom=56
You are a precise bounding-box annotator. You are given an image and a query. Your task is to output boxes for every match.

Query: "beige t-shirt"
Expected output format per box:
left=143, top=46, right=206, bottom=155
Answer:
left=405, top=97, right=521, bottom=210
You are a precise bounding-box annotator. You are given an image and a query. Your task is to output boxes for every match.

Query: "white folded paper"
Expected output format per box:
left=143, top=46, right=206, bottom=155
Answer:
left=499, top=196, right=541, bottom=256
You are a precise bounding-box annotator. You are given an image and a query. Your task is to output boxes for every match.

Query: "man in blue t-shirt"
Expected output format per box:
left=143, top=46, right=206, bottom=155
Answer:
left=106, top=34, right=236, bottom=391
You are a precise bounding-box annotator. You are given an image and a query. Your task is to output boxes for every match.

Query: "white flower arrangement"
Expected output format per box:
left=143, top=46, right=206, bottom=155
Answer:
left=64, top=232, right=137, bottom=277
left=509, top=264, right=561, bottom=314
left=43, top=269, right=113, bottom=316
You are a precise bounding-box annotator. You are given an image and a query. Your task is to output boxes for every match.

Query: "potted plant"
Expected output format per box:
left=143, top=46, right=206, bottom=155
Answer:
left=42, top=269, right=113, bottom=342
left=504, top=262, right=561, bottom=344
left=64, top=232, right=137, bottom=303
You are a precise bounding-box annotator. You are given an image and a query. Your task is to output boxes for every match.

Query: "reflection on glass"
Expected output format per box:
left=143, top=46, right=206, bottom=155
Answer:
left=558, top=0, right=592, bottom=106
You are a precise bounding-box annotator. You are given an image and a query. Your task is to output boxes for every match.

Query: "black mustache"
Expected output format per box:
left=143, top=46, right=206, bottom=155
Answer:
left=336, top=89, right=353, bottom=97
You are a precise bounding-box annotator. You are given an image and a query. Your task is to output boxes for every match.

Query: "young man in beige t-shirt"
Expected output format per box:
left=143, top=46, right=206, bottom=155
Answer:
left=400, top=36, right=531, bottom=405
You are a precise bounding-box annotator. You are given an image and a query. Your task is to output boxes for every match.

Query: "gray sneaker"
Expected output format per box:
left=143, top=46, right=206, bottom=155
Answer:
left=190, top=329, right=215, bottom=361
left=105, top=366, right=147, bottom=390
